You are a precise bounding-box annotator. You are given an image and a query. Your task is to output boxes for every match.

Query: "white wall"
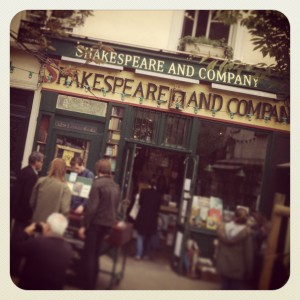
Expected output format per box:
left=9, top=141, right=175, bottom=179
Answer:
left=74, top=10, right=181, bottom=50
left=73, top=10, right=276, bottom=66
left=11, top=10, right=277, bottom=66
left=233, top=23, right=276, bottom=66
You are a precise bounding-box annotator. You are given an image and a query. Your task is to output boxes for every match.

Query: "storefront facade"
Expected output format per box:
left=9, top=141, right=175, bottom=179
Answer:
left=13, top=35, right=290, bottom=274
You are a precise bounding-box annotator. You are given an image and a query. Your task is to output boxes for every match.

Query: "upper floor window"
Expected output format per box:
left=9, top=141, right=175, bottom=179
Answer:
left=182, top=10, right=231, bottom=44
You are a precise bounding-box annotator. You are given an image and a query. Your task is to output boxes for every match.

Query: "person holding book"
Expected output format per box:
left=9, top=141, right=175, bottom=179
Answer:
left=70, top=157, right=94, bottom=214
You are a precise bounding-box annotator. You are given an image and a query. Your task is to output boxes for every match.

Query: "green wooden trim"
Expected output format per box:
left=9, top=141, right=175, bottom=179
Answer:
left=49, top=37, right=289, bottom=96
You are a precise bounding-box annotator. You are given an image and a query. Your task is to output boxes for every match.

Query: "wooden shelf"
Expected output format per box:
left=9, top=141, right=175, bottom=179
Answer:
left=188, top=226, right=217, bottom=236
left=104, top=106, right=125, bottom=173
left=106, top=140, right=120, bottom=145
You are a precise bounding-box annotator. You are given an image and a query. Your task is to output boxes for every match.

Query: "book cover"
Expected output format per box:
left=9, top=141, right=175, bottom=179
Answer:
left=189, top=196, right=200, bottom=226
left=189, top=196, right=210, bottom=227
left=206, top=196, right=223, bottom=230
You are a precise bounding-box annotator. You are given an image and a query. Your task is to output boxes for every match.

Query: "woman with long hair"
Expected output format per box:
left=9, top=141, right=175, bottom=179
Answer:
left=30, top=158, right=72, bottom=223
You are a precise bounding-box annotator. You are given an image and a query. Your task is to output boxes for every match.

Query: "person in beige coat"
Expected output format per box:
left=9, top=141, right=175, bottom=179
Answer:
left=215, top=207, right=254, bottom=290
left=30, top=158, right=72, bottom=223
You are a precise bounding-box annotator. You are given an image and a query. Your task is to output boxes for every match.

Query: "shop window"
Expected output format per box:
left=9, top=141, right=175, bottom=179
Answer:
left=195, top=122, right=269, bottom=215
left=132, top=108, right=161, bottom=143
left=54, top=134, right=90, bottom=170
left=182, top=10, right=231, bottom=44
left=163, top=114, right=190, bottom=149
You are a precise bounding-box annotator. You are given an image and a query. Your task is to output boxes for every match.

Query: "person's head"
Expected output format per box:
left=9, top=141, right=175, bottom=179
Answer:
left=46, top=212, right=68, bottom=236
left=148, top=177, right=156, bottom=189
left=95, top=159, right=111, bottom=176
left=234, top=207, right=249, bottom=224
left=47, top=158, right=67, bottom=182
left=70, top=156, right=85, bottom=174
left=28, top=151, right=45, bottom=171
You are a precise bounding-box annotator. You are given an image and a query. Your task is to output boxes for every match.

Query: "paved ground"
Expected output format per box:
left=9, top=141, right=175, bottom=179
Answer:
left=71, top=242, right=221, bottom=290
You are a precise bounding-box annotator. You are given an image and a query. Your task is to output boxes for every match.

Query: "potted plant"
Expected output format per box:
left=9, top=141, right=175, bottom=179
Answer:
left=178, top=36, right=233, bottom=59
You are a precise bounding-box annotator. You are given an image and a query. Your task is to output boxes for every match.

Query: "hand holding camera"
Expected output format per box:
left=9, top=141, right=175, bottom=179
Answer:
left=24, top=222, right=47, bottom=236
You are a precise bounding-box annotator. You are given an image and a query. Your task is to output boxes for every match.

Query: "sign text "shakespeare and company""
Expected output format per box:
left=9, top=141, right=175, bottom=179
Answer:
left=75, top=47, right=259, bottom=88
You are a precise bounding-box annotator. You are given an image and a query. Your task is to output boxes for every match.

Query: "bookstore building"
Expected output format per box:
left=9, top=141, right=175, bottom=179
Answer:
left=27, top=36, right=290, bottom=272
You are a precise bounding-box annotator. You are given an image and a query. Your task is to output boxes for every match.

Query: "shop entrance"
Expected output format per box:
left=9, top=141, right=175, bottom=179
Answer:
left=120, top=142, right=189, bottom=262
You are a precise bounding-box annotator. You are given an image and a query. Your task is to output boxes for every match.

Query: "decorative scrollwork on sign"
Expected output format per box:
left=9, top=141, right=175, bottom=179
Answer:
left=169, top=89, right=186, bottom=110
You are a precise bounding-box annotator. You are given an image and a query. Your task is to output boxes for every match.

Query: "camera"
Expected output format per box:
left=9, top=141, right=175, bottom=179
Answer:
left=34, top=223, right=43, bottom=234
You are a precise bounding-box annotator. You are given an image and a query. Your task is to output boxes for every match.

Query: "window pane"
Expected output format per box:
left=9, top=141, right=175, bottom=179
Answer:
left=132, top=109, right=160, bottom=143
left=182, top=10, right=230, bottom=42
left=195, top=122, right=269, bottom=212
left=182, top=10, right=196, bottom=36
left=55, top=134, right=90, bottom=170
left=163, top=115, right=190, bottom=148
left=196, top=11, right=209, bottom=37
left=209, top=22, right=230, bottom=42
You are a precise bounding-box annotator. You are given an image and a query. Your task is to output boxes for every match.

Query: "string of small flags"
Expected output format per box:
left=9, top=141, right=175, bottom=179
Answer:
left=10, top=63, right=289, bottom=125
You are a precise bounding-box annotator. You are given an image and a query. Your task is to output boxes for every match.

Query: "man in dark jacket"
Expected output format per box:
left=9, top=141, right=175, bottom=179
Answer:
left=10, top=151, right=44, bottom=276
left=134, top=178, right=162, bottom=260
left=11, top=213, right=73, bottom=290
left=11, top=151, right=45, bottom=225
left=78, top=159, right=120, bottom=290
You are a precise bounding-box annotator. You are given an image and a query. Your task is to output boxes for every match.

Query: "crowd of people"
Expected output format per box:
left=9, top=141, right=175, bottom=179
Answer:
left=10, top=152, right=120, bottom=290
left=10, top=151, right=271, bottom=291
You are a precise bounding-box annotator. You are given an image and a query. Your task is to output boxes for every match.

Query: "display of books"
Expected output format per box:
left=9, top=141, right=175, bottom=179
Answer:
left=105, top=106, right=124, bottom=173
left=189, top=196, right=210, bottom=227
left=189, top=195, right=223, bottom=230
left=65, top=173, right=93, bottom=199
left=109, top=117, right=122, bottom=130
left=107, top=131, right=121, bottom=143
left=112, top=106, right=124, bottom=117
left=105, top=144, right=118, bottom=156
left=206, top=197, right=223, bottom=230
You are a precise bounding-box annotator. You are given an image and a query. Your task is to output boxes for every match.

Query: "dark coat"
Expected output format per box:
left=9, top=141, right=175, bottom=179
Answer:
left=11, top=165, right=38, bottom=224
left=134, top=187, right=162, bottom=236
left=12, top=231, right=73, bottom=290
left=83, top=175, right=120, bottom=229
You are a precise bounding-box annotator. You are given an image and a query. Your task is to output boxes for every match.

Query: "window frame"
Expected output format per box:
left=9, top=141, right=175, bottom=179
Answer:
left=183, top=10, right=234, bottom=46
left=130, top=108, right=192, bottom=150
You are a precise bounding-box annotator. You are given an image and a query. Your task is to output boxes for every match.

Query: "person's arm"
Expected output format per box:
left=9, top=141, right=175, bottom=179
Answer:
left=86, top=170, right=95, bottom=179
left=11, top=223, right=39, bottom=257
left=78, top=181, right=100, bottom=239
left=83, top=182, right=99, bottom=228
left=29, top=179, right=40, bottom=211
left=59, top=185, right=72, bottom=216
